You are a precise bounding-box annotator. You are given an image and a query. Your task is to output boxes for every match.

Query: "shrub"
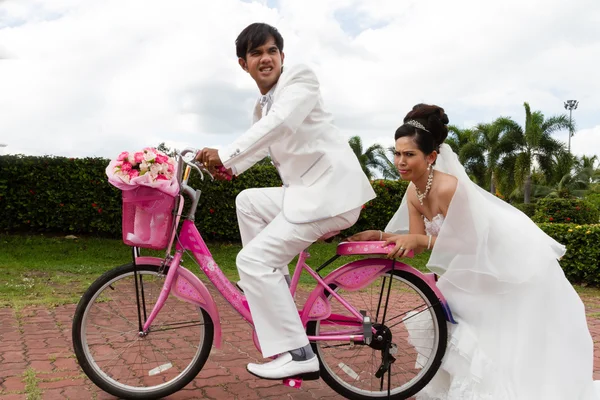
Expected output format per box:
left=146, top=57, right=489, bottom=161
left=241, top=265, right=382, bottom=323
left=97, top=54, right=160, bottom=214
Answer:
left=0, top=155, right=122, bottom=236
left=513, top=203, right=536, bottom=218
left=0, top=155, right=408, bottom=241
left=345, top=179, right=409, bottom=236
left=532, top=198, right=599, bottom=224
left=585, top=193, right=600, bottom=215
left=189, top=163, right=283, bottom=240
left=538, top=223, right=600, bottom=285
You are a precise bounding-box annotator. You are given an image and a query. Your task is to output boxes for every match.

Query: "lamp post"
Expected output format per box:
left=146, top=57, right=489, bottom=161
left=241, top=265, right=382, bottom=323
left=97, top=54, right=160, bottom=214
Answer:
left=563, top=100, right=578, bottom=154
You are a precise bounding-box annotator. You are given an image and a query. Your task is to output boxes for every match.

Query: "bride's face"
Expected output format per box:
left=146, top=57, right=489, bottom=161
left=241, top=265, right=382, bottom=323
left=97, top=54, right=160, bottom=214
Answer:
left=394, top=136, right=436, bottom=181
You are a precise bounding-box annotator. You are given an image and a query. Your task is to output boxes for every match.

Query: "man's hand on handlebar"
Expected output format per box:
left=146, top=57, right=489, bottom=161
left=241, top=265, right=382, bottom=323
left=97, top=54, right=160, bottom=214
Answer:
left=193, top=148, right=233, bottom=181
left=195, top=148, right=222, bottom=168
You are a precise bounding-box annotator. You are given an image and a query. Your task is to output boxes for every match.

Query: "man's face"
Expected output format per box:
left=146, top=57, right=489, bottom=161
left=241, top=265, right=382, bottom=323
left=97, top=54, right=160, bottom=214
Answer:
left=238, top=36, right=284, bottom=95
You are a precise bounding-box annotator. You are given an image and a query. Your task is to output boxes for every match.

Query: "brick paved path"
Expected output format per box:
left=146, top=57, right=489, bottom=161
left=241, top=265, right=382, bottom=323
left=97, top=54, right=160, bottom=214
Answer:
left=2, top=286, right=600, bottom=400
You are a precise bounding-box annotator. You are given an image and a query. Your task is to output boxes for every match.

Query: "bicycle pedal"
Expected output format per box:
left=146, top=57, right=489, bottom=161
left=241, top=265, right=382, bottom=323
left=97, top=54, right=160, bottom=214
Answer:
left=282, top=371, right=320, bottom=388
left=282, top=377, right=302, bottom=388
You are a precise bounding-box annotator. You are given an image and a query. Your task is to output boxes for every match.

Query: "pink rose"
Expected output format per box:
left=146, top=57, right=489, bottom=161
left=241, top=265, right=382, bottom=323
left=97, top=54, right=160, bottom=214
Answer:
left=134, top=151, right=144, bottom=163
left=129, top=169, right=139, bottom=179
left=117, top=151, right=129, bottom=161
left=167, top=163, right=174, bottom=173
left=120, top=162, right=132, bottom=173
left=155, top=154, right=169, bottom=164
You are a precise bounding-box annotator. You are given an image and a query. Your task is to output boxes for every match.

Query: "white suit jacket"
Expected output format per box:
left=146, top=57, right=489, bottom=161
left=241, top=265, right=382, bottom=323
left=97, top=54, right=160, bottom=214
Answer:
left=219, top=64, right=376, bottom=223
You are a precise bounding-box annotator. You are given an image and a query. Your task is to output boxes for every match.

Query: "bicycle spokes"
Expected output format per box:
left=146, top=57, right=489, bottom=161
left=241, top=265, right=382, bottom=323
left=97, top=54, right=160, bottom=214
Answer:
left=310, top=270, right=446, bottom=399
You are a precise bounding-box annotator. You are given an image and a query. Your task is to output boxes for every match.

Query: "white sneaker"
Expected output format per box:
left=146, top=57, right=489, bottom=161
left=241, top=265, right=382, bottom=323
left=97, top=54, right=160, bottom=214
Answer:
left=246, top=352, right=319, bottom=380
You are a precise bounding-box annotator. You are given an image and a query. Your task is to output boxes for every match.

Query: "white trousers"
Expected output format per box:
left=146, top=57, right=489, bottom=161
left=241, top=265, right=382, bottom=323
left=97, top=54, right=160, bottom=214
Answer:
left=236, top=187, right=361, bottom=358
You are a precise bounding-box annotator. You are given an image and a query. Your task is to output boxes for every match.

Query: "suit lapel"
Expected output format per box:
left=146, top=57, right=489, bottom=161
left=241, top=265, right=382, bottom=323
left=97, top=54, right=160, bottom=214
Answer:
left=252, top=67, right=288, bottom=124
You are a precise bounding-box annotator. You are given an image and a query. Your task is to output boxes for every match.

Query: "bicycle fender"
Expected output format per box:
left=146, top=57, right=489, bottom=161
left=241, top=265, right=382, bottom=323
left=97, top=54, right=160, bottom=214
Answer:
left=300, top=258, right=455, bottom=325
left=136, top=256, right=222, bottom=348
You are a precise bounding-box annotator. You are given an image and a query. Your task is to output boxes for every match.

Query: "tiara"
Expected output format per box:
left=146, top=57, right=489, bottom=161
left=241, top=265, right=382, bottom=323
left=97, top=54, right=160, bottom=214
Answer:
left=405, top=120, right=430, bottom=133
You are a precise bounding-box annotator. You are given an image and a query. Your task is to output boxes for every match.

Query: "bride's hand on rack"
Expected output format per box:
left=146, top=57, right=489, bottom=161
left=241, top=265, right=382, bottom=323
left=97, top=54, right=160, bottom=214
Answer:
left=383, top=234, right=420, bottom=258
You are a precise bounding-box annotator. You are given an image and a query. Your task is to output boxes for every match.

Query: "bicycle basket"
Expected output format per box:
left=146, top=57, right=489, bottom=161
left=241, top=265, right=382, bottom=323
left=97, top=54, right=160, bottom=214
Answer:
left=121, top=186, right=176, bottom=250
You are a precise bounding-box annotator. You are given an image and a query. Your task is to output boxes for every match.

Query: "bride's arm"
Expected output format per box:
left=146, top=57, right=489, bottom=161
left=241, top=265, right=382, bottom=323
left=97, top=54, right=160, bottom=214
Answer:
left=405, top=196, right=435, bottom=254
left=383, top=191, right=436, bottom=257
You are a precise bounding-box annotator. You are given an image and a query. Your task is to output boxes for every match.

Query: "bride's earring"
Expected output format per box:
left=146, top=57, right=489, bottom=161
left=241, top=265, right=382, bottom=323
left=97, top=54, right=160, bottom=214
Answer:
left=427, top=163, right=432, bottom=171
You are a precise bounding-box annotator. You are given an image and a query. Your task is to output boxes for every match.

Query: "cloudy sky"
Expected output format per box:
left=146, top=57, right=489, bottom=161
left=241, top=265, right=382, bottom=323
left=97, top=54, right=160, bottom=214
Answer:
left=0, top=0, right=599, bottom=160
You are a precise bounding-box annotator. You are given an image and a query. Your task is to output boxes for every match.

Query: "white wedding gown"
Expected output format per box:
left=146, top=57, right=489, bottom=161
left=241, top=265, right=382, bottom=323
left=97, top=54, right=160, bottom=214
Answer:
left=413, top=214, right=599, bottom=399
left=387, top=144, right=600, bottom=400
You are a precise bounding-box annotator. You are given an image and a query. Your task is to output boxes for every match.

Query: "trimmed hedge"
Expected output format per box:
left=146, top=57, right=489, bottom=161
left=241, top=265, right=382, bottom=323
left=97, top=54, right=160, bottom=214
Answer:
left=0, top=155, right=407, bottom=241
left=538, top=223, right=600, bottom=285
left=586, top=193, right=600, bottom=215
left=532, top=198, right=599, bottom=224
left=0, top=155, right=121, bottom=235
left=3, top=155, right=599, bottom=285
left=513, top=203, right=536, bottom=218
left=346, top=179, right=409, bottom=236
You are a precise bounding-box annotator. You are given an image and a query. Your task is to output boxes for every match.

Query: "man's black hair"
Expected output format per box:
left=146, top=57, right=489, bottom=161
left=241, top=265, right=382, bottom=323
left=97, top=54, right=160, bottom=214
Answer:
left=235, top=23, right=284, bottom=59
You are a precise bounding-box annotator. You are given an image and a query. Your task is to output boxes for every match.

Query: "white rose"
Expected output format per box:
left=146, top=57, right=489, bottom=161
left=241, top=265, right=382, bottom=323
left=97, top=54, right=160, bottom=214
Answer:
left=144, top=151, right=156, bottom=162
left=150, top=163, right=161, bottom=178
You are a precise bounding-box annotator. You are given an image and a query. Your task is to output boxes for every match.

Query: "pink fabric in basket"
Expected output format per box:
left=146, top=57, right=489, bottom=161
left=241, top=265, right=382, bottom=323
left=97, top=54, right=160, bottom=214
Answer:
left=122, top=187, right=175, bottom=250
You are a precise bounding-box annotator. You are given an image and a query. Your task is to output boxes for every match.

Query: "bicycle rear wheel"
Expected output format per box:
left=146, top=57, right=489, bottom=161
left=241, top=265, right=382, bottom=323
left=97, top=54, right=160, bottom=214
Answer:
left=72, top=263, right=213, bottom=400
left=307, top=269, right=447, bottom=400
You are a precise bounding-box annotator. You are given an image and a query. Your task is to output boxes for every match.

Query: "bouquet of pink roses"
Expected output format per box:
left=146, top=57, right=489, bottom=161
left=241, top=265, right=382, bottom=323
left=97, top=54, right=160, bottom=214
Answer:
left=106, top=147, right=180, bottom=250
left=106, top=147, right=179, bottom=196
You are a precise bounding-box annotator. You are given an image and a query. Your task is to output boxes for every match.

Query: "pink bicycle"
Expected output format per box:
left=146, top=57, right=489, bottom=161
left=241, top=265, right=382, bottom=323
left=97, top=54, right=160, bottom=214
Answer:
left=72, top=149, right=455, bottom=400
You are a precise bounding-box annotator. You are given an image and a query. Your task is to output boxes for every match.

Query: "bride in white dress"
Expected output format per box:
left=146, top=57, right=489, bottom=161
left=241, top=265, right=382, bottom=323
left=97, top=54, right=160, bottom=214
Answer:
left=348, top=104, right=599, bottom=399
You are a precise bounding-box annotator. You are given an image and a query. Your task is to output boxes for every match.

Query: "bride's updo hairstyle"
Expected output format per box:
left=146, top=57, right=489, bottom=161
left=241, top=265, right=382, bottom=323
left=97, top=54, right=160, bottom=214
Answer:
left=394, top=104, right=449, bottom=155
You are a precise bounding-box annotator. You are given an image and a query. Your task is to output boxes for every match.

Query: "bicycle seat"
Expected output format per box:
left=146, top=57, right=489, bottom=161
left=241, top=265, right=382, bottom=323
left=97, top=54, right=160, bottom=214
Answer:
left=336, top=241, right=414, bottom=258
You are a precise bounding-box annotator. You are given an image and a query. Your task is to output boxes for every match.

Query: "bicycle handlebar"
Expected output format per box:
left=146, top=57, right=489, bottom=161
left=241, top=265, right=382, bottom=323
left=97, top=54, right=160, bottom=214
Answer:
left=179, top=147, right=215, bottom=183
left=174, top=148, right=210, bottom=221
left=175, top=147, right=233, bottom=220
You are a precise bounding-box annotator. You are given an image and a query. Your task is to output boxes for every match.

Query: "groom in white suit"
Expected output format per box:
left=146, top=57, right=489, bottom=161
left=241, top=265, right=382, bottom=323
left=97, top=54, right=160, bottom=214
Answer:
left=196, top=23, right=375, bottom=380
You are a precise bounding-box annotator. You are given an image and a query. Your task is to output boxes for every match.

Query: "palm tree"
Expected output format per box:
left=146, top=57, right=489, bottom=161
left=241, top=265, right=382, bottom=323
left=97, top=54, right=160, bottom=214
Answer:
left=446, top=125, right=475, bottom=155
left=557, top=155, right=600, bottom=197
left=381, top=146, right=400, bottom=180
left=348, top=136, right=395, bottom=180
left=576, top=155, right=600, bottom=184
left=471, top=120, right=520, bottom=194
left=548, top=150, right=576, bottom=187
left=495, top=103, right=571, bottom=203
left=447, top=126, right=486, bottom=185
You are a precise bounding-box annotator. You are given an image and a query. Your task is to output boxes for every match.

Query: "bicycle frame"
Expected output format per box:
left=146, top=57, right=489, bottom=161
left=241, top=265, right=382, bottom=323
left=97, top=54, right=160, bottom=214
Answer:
left=133, top=150, right=455, bottom=354
left=135, top=218, right=455, bottom=351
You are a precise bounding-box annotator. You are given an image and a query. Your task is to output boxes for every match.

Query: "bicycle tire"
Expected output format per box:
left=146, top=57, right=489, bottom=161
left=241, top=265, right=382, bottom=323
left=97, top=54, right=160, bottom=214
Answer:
left=307, top=269, right=447, bottom=400
left=72, top=263, right=214, bottom=400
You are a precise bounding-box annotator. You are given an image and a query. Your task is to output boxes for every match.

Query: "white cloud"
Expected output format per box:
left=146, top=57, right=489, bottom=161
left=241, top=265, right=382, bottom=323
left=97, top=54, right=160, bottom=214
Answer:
left=571, top=125, right=600, bottom=158
left=0, top=0, right=598, bottom=160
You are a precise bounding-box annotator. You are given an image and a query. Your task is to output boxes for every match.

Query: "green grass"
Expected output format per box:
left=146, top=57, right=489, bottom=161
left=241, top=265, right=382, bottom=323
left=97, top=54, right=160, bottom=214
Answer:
left=0, top=234, right=431, bottom=308
left=23, top=367, right=42, bottom=400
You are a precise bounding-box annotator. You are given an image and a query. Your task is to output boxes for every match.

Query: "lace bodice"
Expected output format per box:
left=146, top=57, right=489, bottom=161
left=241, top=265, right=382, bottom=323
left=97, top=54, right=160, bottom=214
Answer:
left=424, top=214, right=444, bottom=236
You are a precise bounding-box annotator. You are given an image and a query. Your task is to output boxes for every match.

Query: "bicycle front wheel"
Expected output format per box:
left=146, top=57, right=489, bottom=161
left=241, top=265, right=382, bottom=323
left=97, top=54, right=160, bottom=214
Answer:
left=72, top=263, right=214, bottom=400
left=307, top=269, right=447, bottom=400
